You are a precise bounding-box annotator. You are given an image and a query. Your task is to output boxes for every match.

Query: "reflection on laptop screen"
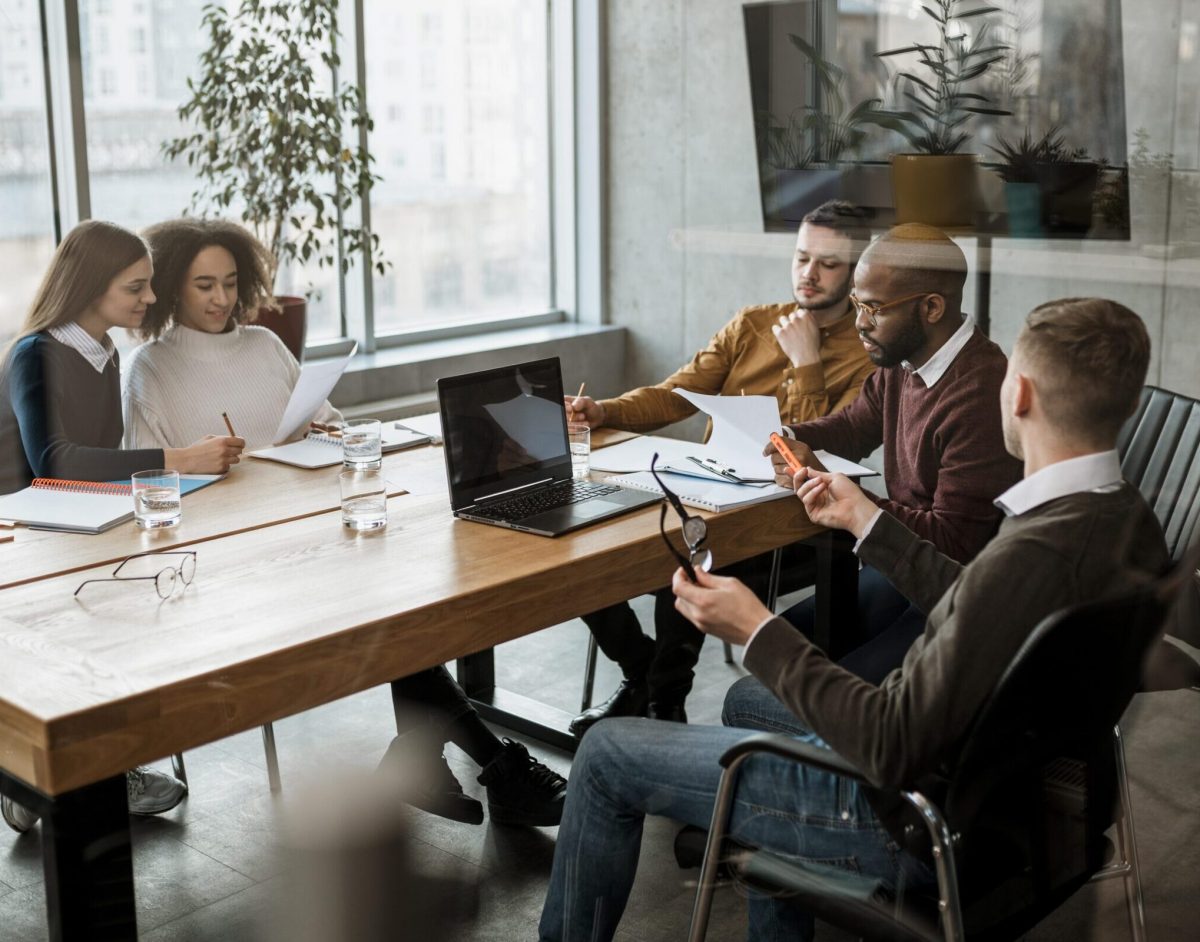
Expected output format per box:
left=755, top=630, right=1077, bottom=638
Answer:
left=441, top=359, right=570, bottom=493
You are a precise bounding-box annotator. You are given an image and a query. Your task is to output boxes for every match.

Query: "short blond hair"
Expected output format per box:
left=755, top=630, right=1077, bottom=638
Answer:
left=1016, top=298, right=1150, bottom=445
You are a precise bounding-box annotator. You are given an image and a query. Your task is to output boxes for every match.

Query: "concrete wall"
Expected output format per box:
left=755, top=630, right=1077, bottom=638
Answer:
left=605, top=0, right=1200, bottom=408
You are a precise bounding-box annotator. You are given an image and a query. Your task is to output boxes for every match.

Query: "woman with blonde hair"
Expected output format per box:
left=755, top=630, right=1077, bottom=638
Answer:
left=0, top=220, right=244, bottom=496
left=124, top=218, right=340, bottom=451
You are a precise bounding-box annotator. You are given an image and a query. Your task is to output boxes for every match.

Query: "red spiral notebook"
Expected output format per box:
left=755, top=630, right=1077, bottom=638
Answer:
left=0, top=477, right=135, bottom=533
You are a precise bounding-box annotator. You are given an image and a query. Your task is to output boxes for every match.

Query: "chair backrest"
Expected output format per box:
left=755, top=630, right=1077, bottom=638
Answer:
left=939, top=579, right=1171, bottom=936
left=1119, top=385, right=1200, bottom=562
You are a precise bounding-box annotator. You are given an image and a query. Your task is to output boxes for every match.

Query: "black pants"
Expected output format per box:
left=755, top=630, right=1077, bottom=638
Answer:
left=580, top=544, right=818, bottom=706
left=780, top=564, right=926, bottom=684
left=390, top=666, right=474, bottom=741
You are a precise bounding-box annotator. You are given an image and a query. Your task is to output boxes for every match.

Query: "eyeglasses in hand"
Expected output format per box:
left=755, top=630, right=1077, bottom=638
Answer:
left=650, top=453, right=713, bottom=583
left=75, top=551, right=198, bottom=600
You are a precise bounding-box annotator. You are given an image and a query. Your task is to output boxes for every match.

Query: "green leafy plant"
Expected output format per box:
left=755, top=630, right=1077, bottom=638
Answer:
left=989, top=126, right=1088, bottom=183
left=756, top=33, right=888, bottom=169
left=871, top=0, right=1011, bottom=154
left=163, top=0, right=387, bottom=294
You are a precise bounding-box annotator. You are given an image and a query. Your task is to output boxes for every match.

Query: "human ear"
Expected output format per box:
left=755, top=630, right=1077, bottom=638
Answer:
left=923, top=293, right=946, bottom=325
left=1013, top=373, right=1034, bottom=417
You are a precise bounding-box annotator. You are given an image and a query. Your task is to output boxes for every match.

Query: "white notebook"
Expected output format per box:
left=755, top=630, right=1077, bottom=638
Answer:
left=608, top=471, right=794, bottom=513
left=248, top=427, right=430, bottom=469
left=0, top=478, right=134, bottom=533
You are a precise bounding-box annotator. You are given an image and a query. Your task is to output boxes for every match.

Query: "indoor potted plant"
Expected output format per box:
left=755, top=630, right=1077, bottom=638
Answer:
left=870, top=0, right=1011, bottom=228
left=163, top=0, right=386, bottom=360
left=989, top=126, right=1097, bottom=237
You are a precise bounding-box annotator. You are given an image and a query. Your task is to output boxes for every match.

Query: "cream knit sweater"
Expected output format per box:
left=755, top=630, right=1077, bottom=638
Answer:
left=122, top=324, right=342, bottom=450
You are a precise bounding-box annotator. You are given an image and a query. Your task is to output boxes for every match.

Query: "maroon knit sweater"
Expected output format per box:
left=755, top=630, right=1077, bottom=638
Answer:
left=789, top=328, right=1023, bottom=564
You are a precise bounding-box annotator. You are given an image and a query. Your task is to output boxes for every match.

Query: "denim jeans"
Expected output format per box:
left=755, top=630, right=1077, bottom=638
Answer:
left=537, top=713, right=933, bottom=941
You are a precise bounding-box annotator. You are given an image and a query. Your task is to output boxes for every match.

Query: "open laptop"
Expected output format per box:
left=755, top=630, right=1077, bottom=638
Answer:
left=438, top=357, right=660, bottom=536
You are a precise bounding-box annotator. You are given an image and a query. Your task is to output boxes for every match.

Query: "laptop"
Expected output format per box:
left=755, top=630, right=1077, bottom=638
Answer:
left=437, top=357, right=660, bottom=536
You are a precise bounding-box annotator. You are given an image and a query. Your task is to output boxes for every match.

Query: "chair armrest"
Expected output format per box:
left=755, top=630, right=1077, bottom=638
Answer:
left=718, top=732, right=868, bottom=783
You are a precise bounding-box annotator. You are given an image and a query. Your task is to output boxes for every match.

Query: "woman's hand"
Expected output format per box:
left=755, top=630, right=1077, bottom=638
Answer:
left=165, top=435, right=246, bottom=474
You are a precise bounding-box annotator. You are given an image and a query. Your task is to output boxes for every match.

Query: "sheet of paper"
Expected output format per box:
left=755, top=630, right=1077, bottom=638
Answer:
left=814, top=451, right=877, bottom=478
left=588, top=435, right=695, bottom=472
left=672, top=390, right=779, bottom=479
left=396, top=412, right=443, bottom=444
left=272, top=344, right=357, bottom=444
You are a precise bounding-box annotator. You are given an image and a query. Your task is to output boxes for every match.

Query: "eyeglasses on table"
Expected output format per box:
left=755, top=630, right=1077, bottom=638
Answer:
left=74, top=551, right=198, bottom=600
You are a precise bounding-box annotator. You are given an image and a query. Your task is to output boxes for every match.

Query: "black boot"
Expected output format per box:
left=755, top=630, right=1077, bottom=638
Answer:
left=380, top=732, right=484, bottom=825
left=476, top=739, right=568, bottom=827
left=648, top=700, right=687, bottom=723
left=568, top=678, right=650, bottom=738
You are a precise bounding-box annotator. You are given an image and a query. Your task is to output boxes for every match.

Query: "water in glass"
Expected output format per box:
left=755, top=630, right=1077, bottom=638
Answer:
left=135, top=486, right=181, bottom=529
left=343, top=420, right=383, bottom=470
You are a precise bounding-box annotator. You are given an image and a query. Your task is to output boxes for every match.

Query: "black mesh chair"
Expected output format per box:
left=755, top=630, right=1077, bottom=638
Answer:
left=687, top=556, right=1191, bottom=942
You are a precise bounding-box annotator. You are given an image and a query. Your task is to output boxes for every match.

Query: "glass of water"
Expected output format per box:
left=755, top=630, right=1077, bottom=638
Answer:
left=343, top=418, right=383, bottom=470
left=131, top=469, right=182, bottom=530
left=567, top=423, right=590, bottom=479
left=339, top=469, right=388, bottom=531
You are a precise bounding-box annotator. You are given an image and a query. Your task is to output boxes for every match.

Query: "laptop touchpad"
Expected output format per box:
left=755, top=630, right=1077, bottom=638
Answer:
left=570, top=499, right=626, bottom=519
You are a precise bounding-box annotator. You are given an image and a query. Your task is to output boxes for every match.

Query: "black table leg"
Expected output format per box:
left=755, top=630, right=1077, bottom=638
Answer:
left=813, top=530, right=860, bottom=659
left=42, top=775, right=136, bottom=941
left=458, top=649, right=578, bottom=753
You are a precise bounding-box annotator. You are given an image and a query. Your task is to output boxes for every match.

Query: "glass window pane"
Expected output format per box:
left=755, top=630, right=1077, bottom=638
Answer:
left=364, top=0, right=552, bottom=334
left=0, top=1, right=56, bottom=344
left=77, top=0, right=342, bottom=344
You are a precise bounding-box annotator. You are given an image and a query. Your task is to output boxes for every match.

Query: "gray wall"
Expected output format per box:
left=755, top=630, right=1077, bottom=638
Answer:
left=605, top=0, right=1200, bottom=408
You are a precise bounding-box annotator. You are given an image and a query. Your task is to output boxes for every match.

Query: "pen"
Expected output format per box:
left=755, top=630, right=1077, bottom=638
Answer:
left=222, top=412, right=237, bottom=437
left=575, top=381, right=586, bottom=400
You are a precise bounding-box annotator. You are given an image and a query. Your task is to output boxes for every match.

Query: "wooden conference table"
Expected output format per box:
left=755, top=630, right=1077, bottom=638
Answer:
left=0, top=431, right=850, bottom=940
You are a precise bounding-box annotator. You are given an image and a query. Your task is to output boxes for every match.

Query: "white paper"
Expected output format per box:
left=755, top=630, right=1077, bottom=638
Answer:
left=396, top=412, right=443, bottom=444
left=814, top=451, right=877, bottom=478
left=672, top=390, right=780, bottom=479
left=272, top=344, right=357, bottom=444
left=588, top=435, right=696, bottom=472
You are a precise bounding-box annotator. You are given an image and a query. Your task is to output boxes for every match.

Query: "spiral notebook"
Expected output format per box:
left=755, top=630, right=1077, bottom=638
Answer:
left=248, top=427, right=430, bottom=469
left=0, top=475, right=221, bottom=534
left=606, top=470, right=793, bottom=513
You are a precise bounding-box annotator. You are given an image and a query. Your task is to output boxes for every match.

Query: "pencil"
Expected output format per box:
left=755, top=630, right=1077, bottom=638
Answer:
left=222, top=412, right=237, bottom=437
left=575, top=381, right=586, bottom=400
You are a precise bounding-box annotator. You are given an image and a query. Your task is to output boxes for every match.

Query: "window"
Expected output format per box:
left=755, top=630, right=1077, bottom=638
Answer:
left=0, top=1, right=56, bottom=343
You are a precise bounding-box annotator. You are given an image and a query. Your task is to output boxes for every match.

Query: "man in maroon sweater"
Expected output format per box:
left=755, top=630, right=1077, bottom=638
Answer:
left=772, top=224, right=1023, bottom=679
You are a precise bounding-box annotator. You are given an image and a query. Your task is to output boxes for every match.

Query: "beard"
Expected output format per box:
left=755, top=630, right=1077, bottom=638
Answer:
left=861, top=312, right=926, bottom=368
left=795, top=272, right=851, bottom=313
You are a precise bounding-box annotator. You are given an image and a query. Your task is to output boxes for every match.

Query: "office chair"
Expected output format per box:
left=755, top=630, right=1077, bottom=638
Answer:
left=688, top=553, right=1191, bottom=942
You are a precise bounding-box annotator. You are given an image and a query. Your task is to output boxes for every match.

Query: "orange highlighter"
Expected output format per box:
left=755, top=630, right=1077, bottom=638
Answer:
left=769, top=432, right=806, bottom=475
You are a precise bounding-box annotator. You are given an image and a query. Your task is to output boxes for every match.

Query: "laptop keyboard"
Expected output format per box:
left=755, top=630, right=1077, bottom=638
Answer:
left=473, top=479, right=622, bottom=521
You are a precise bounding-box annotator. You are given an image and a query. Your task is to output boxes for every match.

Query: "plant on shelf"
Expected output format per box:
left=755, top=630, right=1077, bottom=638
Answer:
left=872, top=0, right=1011, bottom=155
left=756, top=33, right=887, bottom=170
left=988, top=126, right=1098, bottom=236
left=163, top=0, right=387, bottom=298
left=988, top=126, right=1087, bottom=183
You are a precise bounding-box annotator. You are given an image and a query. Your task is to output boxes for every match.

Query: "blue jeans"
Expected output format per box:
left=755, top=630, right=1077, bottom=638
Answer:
left=538, top=710, right=933, bottom=940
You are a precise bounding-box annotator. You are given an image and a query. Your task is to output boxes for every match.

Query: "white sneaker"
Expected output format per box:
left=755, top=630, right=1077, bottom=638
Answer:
left=1, top=795, right=40, bottom=833
left=125, top=766, right=187, bottom=816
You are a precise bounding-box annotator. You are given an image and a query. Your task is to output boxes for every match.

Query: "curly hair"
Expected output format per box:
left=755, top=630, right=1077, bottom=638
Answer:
left=138, top=219, right=274, bottom=340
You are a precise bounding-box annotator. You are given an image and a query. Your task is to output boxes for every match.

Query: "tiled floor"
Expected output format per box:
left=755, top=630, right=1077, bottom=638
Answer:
left=2, top=593, right=1198, bottom=940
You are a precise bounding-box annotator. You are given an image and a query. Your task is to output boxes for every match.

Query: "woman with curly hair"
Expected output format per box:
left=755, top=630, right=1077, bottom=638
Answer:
left=123, top=218, right=340, bottom=451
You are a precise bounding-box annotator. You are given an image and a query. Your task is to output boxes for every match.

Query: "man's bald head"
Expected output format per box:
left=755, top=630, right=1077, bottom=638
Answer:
left=859, top=224, right=968, bottom=312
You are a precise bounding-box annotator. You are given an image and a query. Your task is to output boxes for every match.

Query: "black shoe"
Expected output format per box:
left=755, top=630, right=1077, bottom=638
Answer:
left=380, top=734, right=484, bottom=825
left=477, top=739, right=568, bottom=827
left=648, top=701, right=687, bottom=723
left=568, top=678, right=650, bottom=738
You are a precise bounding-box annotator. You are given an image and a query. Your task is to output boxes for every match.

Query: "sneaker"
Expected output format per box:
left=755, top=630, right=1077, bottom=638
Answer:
left=379, top=733, right=484, bottom=825
left=476, top=739, right=568, bottom=827
left=1, top=795, right=40, bottom=833
left=125, top=766, right=187, bottom=816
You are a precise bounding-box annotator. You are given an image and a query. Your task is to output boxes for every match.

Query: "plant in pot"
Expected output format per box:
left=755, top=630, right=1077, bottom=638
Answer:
left=163, top=0, right=387, bottom=361
left=990, top=126, right=1097, bottom=237
left=755, top=33, right=890, bottom=223
left=869, top=0, right=1011, bottom=228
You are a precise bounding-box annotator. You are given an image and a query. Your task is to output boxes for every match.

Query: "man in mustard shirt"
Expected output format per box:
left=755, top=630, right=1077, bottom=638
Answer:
left=565, top=200, right=875, bottom=734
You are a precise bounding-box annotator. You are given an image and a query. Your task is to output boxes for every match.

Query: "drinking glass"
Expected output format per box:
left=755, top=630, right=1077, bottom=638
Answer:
left=131, top=469, right=181, bottom=530
left=340, top=469, right=388, bottom=531
left=343, top=418, right=383, bottom=470
left=567, top=423, right=590, bottom=479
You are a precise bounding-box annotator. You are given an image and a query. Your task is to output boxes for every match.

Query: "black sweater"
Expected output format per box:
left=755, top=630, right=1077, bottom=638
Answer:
left=0, top=332, right=164, bottom=494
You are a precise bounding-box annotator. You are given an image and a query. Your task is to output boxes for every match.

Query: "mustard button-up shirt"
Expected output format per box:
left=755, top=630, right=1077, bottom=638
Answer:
left=599, top=302, right=874, bottom=437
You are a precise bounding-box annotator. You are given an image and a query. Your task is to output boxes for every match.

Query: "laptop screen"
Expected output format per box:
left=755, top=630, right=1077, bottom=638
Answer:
left=438, top=357, right=571, bottom=506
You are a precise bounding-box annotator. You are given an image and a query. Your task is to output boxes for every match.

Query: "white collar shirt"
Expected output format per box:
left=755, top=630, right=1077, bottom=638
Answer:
left=48, top=322, right=116, bottom=374
left=994, top=450, right=1124, bottom=518
left=903, top=316, right=976, bottom=388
